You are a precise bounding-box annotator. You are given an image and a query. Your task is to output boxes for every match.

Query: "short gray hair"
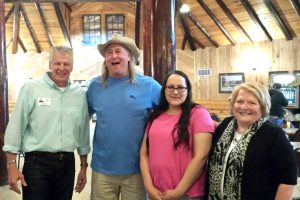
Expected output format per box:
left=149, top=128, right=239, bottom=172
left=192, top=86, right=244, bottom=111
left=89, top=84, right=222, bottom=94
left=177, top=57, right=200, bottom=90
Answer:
left=229, top=82, right=271, bottom=117
left=49, top=45, right=73, bottom=65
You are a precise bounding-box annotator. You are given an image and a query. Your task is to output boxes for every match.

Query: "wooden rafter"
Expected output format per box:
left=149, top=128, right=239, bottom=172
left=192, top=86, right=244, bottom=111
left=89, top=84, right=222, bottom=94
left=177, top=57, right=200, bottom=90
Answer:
left=53, top=2, right=72, bottom=47
left=264, top=0, right=293, bottom=40
left=216, top=0, right=253, bottom=43
left=4, top=4, right=14, bottom=23
left=290, top=0, right=300, bottom=17
left=18, top=35, right=27, bottom=52
left=6, top=38, right=13, bottom=48
left=196, top=0, right=236, bottom=46
left=20, top=4, right=41, bottom=53
left=35, top=2, right=54, bottom=47
left=240, top=0, right=273, bottom=41
left=175, top=0, right=196, bottom=50
left=63, top=2, right=72, bottom=12
left=12, top=2, right=20, bottom=54
left=5, top=0, right=138, bottom=2
left=179, top=15, right=197, bottom=50
left=5, top=4, right=26, bottom=52
left=186, top=12, right=219, bottom=48
left=193, top=36, right=204, bottom=49
left=135, top=0, right=140, bottom=48
left=181, top=36, right=187, bottom=50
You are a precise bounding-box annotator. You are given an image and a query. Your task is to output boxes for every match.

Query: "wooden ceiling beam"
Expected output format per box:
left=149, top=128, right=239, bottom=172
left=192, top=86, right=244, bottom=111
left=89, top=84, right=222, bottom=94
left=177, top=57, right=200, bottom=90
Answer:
left=4, top=4, right=14, bottom=23
left=196, top=0, right=236, bottom=46
left=193, top=36, right=204, bottom=49
left=178, top=14, right=196, bottom=50
left=175, top=0, right=196, bottom=50
left=35, top=2, right=54, bottom=47
left=186, top=12, right=219, bottom=48
left=290, top=0, right=300, bottom=17
left=63, top=3, right=72, bottom=12
left=20, top=4, right=41, bottom=53
left=240, top=0, right=273, bottom=41
left=18, top=35, right=27, bottom=52
left=135, top=0, right=140, bottom=48
left=6, top=37, right=13, bottom=49
left=5, top=4, right=27, bottom=52
left=53, top=2, right=72, bottom=47
left=5, top=0, right=138, bottom=2
left=264, top=0, right=293, bottom=40
left=216, top=0, right=253, bottom=43
left=12, top=2, right=20, bottom=54
left=181, top=36, right=187, bottom=50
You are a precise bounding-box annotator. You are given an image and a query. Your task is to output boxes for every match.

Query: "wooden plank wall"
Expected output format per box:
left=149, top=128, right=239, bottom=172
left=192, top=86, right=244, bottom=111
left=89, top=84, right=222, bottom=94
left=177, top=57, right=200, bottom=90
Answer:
left=177, top=37, right=300, bottom=101
left=7, top=37, right=300, bottom=104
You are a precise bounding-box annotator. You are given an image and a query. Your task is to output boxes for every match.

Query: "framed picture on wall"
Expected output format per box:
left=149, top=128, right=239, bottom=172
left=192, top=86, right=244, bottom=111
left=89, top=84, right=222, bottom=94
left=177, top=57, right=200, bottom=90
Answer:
left=219, top=73, right=245, bottom=93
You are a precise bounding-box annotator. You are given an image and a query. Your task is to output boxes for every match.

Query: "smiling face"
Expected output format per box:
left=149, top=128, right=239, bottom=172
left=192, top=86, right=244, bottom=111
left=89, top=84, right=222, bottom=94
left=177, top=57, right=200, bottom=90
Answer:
left=49, top=51, right=73, bottom=87
left=165, top=74, right=188, bottom=111
left=104, top=44, right=131, bottom=78
left=233, top=89, right=262, bottom=128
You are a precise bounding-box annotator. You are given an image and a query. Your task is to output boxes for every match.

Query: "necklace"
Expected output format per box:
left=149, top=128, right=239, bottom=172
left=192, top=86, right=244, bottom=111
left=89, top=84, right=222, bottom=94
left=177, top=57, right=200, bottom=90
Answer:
left=233, top=131, right=243, bottom=144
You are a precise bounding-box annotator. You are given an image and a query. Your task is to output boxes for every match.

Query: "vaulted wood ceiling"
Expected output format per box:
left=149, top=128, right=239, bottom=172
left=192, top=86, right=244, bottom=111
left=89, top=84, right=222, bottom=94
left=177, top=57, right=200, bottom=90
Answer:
left=3, top=0, right=300, bottom=54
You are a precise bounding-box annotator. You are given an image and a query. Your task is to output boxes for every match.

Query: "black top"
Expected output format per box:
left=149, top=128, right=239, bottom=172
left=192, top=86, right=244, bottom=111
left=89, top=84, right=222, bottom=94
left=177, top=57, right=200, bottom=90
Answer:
left=269, top=89, right=288, bottom=118
left=207, top=117, right=297, bottom=200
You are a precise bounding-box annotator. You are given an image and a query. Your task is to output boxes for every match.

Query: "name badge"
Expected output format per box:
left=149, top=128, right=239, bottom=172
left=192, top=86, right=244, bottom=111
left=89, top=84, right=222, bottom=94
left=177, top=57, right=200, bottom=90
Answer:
left=37, top=97, right=51, bottom=106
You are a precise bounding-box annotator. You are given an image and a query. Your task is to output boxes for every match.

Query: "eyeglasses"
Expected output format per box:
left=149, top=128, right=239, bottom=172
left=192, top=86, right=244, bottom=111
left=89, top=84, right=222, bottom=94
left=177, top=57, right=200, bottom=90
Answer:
left=165, top=86, right=187, bottom=93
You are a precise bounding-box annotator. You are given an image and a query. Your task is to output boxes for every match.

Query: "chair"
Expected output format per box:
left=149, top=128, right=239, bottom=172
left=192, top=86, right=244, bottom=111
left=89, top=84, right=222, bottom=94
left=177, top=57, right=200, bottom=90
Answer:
left=290, top=129, right=300, bottom=142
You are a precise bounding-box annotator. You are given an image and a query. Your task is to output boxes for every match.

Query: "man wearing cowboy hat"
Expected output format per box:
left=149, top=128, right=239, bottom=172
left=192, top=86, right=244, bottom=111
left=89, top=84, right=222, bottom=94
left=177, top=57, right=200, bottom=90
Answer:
left=86, top=34, right=161, bottom=200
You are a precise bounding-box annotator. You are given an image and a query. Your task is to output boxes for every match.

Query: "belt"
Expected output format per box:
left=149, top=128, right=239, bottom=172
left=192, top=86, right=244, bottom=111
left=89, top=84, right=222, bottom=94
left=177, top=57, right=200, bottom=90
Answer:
left=25, top=151, right=74, bottom=160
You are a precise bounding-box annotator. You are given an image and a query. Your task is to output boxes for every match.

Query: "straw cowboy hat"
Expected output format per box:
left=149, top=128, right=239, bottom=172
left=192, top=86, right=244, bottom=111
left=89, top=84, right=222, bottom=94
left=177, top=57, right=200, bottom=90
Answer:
left=97, top=34, right=140, bottom=61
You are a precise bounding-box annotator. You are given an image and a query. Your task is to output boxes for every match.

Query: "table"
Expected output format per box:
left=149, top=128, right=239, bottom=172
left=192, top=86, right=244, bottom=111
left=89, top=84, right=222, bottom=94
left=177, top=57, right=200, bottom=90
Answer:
left=291, top=142, right=300, bottom=149
left=283, top=128, right=298, bottom=135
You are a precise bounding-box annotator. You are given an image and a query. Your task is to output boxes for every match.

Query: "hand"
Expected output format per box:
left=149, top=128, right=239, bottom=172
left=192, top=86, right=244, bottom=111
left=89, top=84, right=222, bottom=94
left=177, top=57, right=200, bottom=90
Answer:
left=162, top=189, right=182, bottom=200
left=7, top=164, right=27, bottom=194
left=74, top=168, right=87, bottom=193
left=147, top=187, right=163, bottom=200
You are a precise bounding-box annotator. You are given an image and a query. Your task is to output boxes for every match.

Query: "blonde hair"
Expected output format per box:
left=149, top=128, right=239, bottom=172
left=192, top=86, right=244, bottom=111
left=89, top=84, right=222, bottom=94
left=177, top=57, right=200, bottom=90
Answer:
left=229, top=83, right=271, bottom=117
left=49, top=45, right=73, bottom=66
left=101, top=50, right=137, bottom=86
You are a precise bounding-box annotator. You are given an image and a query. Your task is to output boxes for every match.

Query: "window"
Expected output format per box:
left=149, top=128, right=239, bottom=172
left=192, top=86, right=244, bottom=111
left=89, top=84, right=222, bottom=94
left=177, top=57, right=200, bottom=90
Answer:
left=106, top=14, right=125, bottom=40
left=82, top=15, right=101, bottom=46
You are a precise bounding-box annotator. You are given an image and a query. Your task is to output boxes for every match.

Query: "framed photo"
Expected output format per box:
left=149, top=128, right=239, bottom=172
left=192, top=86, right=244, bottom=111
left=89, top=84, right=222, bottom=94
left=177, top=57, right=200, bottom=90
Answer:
left=219, top=73, right=245, bottom=93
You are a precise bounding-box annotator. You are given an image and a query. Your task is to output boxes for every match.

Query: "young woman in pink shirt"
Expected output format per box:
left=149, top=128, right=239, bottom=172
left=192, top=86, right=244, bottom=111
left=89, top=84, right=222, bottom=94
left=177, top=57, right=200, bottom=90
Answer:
left=140, top=70, right=215, bottom=200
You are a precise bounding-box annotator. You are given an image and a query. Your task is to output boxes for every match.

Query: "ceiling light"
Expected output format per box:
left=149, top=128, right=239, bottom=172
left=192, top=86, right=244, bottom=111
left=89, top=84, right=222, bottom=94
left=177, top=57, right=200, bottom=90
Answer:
left=180, top=4, right=190, bottom=13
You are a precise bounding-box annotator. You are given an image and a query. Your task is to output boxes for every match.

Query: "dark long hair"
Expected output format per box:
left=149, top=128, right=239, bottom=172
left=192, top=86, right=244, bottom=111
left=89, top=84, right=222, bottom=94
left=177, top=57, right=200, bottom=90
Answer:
left=147, top=70, right=197, bottom=149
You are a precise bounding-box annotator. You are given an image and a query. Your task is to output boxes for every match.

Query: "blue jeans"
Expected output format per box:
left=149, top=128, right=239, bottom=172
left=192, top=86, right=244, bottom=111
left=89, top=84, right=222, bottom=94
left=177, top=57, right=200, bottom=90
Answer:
left=22, top=152, right=75, bottom=200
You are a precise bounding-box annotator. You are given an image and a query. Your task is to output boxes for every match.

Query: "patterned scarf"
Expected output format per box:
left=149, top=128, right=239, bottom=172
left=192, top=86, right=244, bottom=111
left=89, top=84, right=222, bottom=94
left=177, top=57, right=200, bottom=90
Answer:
left=208, top=117, right=266, bottom=200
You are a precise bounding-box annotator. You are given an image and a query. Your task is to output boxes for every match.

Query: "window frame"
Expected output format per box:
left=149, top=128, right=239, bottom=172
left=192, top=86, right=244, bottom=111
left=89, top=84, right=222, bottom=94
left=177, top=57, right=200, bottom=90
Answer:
left=105, top=14, right=125, bottom=40
left=82, top=14, right=102, bottom=46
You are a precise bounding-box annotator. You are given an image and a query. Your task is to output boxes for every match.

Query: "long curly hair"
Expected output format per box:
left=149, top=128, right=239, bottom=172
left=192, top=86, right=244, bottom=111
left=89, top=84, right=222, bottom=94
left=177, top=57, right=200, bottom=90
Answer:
left=147, top=70, right=197, bottom=149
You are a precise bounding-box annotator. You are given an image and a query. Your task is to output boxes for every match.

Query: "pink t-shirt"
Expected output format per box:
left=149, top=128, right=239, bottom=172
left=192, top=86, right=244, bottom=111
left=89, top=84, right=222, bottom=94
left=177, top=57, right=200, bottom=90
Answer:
left=147, top=106, right=215, bottom=197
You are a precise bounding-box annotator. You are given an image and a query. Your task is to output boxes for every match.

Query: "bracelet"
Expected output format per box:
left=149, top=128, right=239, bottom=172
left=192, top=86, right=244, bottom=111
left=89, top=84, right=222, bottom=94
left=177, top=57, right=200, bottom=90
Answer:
left=80, top=162, right=88, bottom=167
left=7, top=160, right=16, bottom=166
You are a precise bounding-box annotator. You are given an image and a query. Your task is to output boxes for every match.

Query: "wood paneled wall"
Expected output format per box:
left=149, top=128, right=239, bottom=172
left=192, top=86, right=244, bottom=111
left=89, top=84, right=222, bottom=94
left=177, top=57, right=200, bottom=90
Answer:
left=177, top=37, right=300, bottom=101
